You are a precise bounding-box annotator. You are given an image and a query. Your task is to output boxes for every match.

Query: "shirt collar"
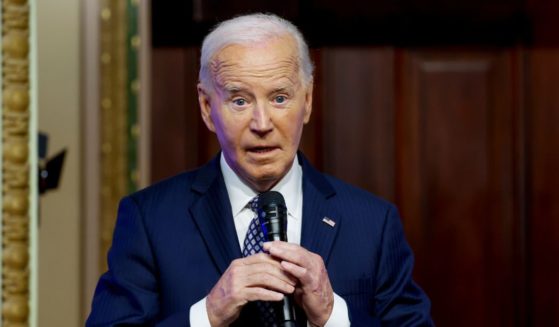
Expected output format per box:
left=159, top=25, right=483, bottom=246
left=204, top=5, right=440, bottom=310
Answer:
left=220, top=153, right=302, bottom=219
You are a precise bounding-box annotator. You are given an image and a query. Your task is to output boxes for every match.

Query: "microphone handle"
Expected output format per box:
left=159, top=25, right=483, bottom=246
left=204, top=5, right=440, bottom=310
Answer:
left=282, top=321, right=297, bottom=327
left=268, top=233, right=297, bottom=325
left=279, top=296, right=297, bottom=326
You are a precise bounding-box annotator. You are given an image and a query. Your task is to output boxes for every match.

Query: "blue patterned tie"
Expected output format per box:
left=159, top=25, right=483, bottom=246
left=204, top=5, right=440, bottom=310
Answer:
left=243, top=197, right=265, bottom=255
left=243, top=196, right=278, bottom=326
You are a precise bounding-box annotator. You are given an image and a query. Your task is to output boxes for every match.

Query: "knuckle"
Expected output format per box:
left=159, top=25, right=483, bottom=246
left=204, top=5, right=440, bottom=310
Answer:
left=258, top=252, right=271, bottom=261
left=229, top=265, right=242, bottom=278
left=312, top=252, right=323, bottom=263
left=285, top=282, right=295, bottom=293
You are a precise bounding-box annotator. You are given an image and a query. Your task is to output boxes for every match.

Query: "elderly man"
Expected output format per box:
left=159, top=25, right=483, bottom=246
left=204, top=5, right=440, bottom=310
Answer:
left=87, top=13, right=433, bottom=326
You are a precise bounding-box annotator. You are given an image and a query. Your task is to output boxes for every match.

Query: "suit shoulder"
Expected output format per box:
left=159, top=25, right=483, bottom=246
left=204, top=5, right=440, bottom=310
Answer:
left=323, top=174, right=396, bottom=213
left=126, top=170, right=198, bottom=207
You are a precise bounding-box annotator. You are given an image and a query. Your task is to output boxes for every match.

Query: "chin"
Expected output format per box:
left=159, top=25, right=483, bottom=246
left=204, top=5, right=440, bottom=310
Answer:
left=252, top=171, right=280, bottom=183
left=246, top=170, right=283, bottom=190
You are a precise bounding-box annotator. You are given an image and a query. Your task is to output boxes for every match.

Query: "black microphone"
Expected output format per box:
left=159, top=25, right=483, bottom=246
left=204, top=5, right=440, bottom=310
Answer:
left=258, top=191, right=297, bottom=327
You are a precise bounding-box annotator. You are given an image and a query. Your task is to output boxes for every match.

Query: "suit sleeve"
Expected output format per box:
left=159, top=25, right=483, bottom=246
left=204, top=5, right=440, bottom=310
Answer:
left=364, top=205, right=434, bottom=326
left=86, top=196, right=192, bottom=326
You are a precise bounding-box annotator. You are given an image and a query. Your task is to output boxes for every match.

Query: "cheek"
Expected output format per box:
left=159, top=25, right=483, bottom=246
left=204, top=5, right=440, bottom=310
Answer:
left=212, top=114, right=244, bottom=147
left=285, top=111, right=306, bottom=141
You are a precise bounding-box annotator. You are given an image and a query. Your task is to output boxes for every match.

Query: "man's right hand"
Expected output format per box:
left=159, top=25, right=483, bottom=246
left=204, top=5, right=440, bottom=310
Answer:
left=205, top=253, right=297, bottom=327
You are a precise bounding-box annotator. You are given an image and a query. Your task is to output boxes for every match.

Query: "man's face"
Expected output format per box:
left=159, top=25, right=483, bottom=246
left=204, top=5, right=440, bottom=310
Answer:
left=198, top=36, right=313, bottom=192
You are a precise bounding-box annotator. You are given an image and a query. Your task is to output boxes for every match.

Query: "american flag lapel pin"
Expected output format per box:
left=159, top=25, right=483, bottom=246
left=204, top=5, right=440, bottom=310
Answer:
left=322, top=217, right=336, bottom=227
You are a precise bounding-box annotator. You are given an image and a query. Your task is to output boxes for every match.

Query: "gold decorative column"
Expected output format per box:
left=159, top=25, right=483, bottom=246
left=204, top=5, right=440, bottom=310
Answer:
left=99, top=0, right=140, bottom=271
left=99, top=0, right=128, bottom=271
left=2, top=0, right=32, bottom=325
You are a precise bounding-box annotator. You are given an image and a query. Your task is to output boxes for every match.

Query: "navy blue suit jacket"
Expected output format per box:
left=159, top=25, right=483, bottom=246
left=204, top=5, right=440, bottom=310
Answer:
left=87, top=154, right=433, bottom=326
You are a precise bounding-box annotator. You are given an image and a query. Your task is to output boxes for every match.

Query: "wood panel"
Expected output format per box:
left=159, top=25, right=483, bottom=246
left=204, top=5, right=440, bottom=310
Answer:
left=320, top=48, right=396, bottom=201
left=397, top=50, right=520, bottom=326
left=297, top=50, right=324, bottom=168
left=151, top=48, right=193, bottom=182
left=151, top=47, right=219, bottom=183
left=525, top=48, right=559, bottom=326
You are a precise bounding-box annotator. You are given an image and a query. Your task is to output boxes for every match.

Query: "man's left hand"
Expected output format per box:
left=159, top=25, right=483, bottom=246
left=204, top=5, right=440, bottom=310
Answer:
left=263, top=241, right=334, bottom=327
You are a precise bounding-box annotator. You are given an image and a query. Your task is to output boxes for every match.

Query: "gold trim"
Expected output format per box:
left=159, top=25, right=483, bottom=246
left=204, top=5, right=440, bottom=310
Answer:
left=99, top=0, right=128, bottom=271
left=2, top=0, right=31, bottom=325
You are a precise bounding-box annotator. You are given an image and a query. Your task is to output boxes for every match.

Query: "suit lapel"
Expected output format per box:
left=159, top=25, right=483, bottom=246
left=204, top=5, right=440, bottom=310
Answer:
left=299, top=154, right=341, bottom=266
left=187, top=153, right=340, bottom=273
left=189, top=157, right=242, bottom=274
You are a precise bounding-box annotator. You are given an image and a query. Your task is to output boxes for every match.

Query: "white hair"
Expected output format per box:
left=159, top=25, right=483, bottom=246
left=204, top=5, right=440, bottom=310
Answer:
left=199, top=13, right=314, bottom=88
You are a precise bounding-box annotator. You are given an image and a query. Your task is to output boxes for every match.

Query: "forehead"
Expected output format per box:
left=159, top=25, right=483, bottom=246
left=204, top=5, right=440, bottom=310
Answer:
left=209, top=36, right=301, bottom=90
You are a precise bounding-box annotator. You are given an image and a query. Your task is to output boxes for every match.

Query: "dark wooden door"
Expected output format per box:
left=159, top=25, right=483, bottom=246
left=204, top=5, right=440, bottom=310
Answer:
left=397, top=50, right=522, bottom=326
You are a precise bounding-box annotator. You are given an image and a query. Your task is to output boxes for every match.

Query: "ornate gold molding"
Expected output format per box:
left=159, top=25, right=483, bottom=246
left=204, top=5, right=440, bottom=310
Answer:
left=2, top=0, right=31, bottom=325
left=99, top=0, right=128, bottom=271
left=99, top=0, right=140, bottom=271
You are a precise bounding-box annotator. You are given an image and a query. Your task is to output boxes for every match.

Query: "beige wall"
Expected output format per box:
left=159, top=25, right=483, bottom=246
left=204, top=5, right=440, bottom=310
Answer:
left=36, top=0, right=82, bottom=325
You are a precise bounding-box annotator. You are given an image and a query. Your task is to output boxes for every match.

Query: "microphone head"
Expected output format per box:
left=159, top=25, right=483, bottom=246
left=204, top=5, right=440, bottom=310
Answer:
left=258, top=191, right=286, bottom=208
left=257, top=191, right=288, bottom=241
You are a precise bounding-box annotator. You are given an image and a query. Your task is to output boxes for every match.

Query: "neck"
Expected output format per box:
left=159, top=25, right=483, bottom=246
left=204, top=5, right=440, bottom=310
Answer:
left=247, top=177, right=281, bottom=193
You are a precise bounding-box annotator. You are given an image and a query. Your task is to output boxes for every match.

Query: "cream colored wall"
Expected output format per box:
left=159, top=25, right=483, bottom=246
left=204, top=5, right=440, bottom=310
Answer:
left=36, top=0, right=82, bottom=325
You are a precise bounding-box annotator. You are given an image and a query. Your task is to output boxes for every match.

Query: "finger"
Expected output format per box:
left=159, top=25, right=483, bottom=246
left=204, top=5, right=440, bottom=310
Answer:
left=280, top=260, right=308, bottom=280
left=279, top=260, right=318, bottom=288
left=263, top=241, right=301, bottom=253
left=229, top=257, right=298, bottom=290
left=239, top=252, right=301, bottom=279
left=262, top=242, right=328, bottom=288
left=244, top=287, right=285, bottom=302
left=241, top=258, right=298, bottom=285
left=239, top=252, right=279, bottom=265
left=243, top=269, right=296, bottom=294
left=264, top=242, right=313, bottom=268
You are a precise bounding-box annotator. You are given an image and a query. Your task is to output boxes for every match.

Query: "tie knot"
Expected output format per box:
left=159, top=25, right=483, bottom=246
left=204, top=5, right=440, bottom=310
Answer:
left=249, top=195, right=259, bottom=213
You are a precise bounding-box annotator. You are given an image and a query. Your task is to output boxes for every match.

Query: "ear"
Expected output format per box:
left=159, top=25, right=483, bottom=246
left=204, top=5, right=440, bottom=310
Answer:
left=198, top=83, right=216, bottom=133
left=303, top=81, right=313, bottom=124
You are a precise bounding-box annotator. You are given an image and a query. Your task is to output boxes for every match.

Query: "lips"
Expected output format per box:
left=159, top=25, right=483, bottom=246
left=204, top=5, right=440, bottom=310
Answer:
left=247, top=146, right=279, bottom=153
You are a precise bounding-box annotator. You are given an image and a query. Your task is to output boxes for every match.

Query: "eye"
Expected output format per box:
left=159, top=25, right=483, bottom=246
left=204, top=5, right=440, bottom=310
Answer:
left=232, top=98, right=247, bottom=106
left=274, top=95, right=287, bottom=104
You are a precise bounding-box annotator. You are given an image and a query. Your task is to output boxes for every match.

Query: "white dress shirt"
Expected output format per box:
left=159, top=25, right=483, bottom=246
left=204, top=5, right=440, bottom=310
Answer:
left=189, top=154, right=350, bottom=326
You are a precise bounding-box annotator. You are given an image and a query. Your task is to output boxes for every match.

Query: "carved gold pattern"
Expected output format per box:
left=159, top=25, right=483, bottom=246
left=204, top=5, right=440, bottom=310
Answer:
left=99, top=0, right=129, bottom=271
left=2, top=0, right=31, bottom=325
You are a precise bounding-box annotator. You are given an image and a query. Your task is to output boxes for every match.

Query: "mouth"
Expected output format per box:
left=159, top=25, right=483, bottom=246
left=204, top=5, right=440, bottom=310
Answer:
left=247, top=146, right=280, bottom=154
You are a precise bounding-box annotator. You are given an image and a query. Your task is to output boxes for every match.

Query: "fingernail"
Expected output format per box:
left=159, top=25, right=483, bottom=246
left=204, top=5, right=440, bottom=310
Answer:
left=263, top=242, right=271, bottom=250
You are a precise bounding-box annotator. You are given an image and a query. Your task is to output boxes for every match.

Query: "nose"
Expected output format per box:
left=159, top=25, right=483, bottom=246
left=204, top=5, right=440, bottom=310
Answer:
left=250, top=102, right=273, bottom=135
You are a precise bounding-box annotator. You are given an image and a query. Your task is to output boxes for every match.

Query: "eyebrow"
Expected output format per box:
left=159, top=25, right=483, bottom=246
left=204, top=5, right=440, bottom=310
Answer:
left=271, top=87, right=292, bottom=94
left=219, top=83, right=296, bottom=96
left=222, top=85, right=247, bottom=94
